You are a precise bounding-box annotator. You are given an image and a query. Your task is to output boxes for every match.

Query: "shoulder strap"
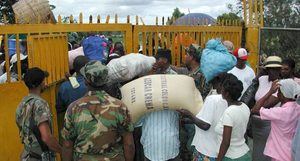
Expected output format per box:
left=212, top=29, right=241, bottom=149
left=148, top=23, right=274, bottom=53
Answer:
left=29, top=99, right=50, bottom=152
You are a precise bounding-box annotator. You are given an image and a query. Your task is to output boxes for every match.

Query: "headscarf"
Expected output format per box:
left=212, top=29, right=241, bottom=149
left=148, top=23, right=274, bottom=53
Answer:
left=279, top=79, right=300, bottom=105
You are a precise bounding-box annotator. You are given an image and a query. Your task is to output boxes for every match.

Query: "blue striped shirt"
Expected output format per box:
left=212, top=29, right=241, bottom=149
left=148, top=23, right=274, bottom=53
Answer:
left=136, top=110, right=180, bottom=161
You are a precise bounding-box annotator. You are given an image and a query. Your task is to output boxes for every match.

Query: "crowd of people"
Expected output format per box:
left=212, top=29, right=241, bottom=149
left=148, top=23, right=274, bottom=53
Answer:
left=14, top=38, right=300, bottom=161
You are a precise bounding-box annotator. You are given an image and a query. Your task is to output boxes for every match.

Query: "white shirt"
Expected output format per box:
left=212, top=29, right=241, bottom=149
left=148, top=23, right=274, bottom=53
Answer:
left=228, top=66, right=255, bottom=97
left=192, top=94, right=228, bottom=157
left=0, top=72, right=18, bottom=83
left=215, top=103, right=250, bottom=159
left=255, top=75, right=277, bottom=101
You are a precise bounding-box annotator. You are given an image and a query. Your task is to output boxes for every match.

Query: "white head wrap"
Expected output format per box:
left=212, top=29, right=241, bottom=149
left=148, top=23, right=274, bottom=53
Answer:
left=279, top=79, right=300, bottom=104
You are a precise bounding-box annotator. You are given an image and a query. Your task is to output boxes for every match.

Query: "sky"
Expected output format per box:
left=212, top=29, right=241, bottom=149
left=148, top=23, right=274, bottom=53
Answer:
left=49, top=0, right=236, bottom=25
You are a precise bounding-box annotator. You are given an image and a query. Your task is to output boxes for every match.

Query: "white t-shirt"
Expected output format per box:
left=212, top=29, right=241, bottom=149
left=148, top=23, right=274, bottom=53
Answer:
left=255, top=75, right=277, bottom=101
left=228, top=66, right=255, bottom=97
left=192, top=94, right=228, bottom=157
left=215, top=103, right=250, bottom=159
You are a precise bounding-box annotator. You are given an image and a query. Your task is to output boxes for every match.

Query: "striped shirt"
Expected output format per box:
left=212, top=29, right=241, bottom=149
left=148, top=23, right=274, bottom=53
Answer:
left=136, top=110, right=180, bottom=161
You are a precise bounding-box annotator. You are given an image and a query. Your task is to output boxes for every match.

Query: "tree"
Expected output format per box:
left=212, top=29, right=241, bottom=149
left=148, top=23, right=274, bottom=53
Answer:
left=0, top=0, right=17, bottom=23
left=167, top=7, right=185, bottom=25
left=231, top=0, right=300, bottom=70
left=217, top=12, right=242, bottom=23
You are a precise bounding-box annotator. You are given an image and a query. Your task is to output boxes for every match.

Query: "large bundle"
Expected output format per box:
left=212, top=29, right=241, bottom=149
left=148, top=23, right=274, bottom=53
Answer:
left=13, top=0, right=56, bottom=24
left=68, top=47, right=84, bottom=70
left=201, top=39, right=237, bottom=82
left=107, top=53, right=156, bottom=84
left=121, top=75, right=203, bottom=123
left=82, top=36, right=107, bottom=63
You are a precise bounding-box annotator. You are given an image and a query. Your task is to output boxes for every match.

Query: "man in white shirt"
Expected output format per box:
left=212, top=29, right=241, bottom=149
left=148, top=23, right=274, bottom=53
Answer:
left=228, top=48, right=255, bottom=98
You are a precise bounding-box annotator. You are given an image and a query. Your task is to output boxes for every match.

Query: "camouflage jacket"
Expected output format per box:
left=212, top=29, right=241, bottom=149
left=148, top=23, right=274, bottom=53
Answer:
left=61, top=90, right=134, bottom=161
left=16, top=94, right=53, bottom=156
left=188, top=67, right=212, bottom=99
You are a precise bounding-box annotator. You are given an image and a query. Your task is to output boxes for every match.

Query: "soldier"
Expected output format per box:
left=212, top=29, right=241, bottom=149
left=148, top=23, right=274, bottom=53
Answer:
left=16, top=67, right=62, bottom=161
left=61, top=60, right=135, bottom=161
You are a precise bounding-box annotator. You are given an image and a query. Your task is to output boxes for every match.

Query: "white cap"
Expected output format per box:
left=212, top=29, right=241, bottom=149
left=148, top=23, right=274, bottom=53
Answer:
left=10, top=53, right=28, bottom=64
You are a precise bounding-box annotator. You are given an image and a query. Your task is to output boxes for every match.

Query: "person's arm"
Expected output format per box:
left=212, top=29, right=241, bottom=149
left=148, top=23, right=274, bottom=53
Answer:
left=252, top=80, right=280, bottom=114
left=38, top=122, right=62, bottom=153
left=177, top=109, right=211, bottom=130
left=216, top=126, right=232, bottom=161
left=117, top=103, right=136, bottom=161
left=122, top=132, right=135, bottom=161
left=62, top=140, right=73, bottom=161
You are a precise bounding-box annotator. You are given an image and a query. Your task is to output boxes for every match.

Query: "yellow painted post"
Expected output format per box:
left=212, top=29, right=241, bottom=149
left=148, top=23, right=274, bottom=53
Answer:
left=260, top=0, right=264, bottom=26
left=249, top=0, right=253, bottom=26
left=70, top=15, right=74, bottom=23
left=79, top=13, right=83, bottom=24
left=243, top=0, right=247, bottom=26
left=97, top=15, right=101, bottom=23
left=4, top=34, right=10, bottom=82
left=166, top=32, right=171, bottom=49
left=155, top=32, right=159, bottom=54
left=15, top=15, right=18, bottom=24
left=106, top=15, right=110, bottom=24
left=142, top=32, right=147, bottom=54
left=254, top=0, right=259, bottom=25
left=161, top=32, right=165, bottom=49
left=148, top=32, right=153, bottom=56
left=89, top=15, right=93, bottom=24
left=171, top=32, right=175, bottom=65
left=115, top=14, right=118, bottom=24
left=127, top=15, right=130, bottom=24
left=16, top=34, right=21, bottom=81
left=58, top=15, right=62, bottom=24
left=172, top=16, right=176, bottom=25
left=3, top=14, right=7, bottom=23
left=37, top=14, right=41, bottom=24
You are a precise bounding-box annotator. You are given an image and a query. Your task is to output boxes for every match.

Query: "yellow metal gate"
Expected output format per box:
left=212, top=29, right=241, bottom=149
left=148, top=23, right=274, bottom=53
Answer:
left=0, top=34, right=68, bottom=161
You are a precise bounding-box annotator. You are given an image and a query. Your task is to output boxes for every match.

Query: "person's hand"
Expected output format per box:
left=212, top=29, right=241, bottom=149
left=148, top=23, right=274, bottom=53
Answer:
left=152, top=62, right=159, bottom=72
left=269, top=80, right=280, bottom=94
left=176, top=109, right=193, bottom=118
left=65, top=72, right=71, bottom=80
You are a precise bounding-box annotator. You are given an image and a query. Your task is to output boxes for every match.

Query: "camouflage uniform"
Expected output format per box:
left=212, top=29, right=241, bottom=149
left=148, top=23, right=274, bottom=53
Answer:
left=16, top=94, right=53, bottom=161
left=188, top=67, right=212, bottom=100
left=61, top=60, right=134, bottom=161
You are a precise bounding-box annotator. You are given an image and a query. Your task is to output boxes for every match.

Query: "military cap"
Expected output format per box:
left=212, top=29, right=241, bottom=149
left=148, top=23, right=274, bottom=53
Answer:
left=186, top=44, right=202, bottom=59
left=80, top=60, right=108, bottom=87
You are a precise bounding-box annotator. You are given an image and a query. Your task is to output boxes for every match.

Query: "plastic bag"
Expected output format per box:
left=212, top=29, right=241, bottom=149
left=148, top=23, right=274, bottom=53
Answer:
left=201, top=39, right=237, bottom=82
left=107, top=53, right=156, bottom=84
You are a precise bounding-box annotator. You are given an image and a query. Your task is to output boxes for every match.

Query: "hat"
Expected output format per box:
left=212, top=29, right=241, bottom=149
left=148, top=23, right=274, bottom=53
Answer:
left=10, top=53, right=28, bottom=64
left=80, top=60, right=108, bottom=87
left=264, top=56, right=282, bottom=68
left=23, top=67, right=49, bottom=89
left=233, top=48, right=248, bottom=60
left=186, top=44, right=202, bottom=57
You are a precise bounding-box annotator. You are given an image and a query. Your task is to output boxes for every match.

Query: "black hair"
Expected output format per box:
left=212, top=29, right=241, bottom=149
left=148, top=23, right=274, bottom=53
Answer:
left=113, top=42, right=125, bottom=56
left=210, top=72, right=228, bottom=86
left=156, top=49, right=172, bottom=64
left=282, top=58, right=295, bottom=70
left=73, top=56, right=89, bottom=74
left=23, top=67, right=48, bottom=89
left=222, top=73, right=243, bottom=101
left=187, top=46, right=200, bottom=63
